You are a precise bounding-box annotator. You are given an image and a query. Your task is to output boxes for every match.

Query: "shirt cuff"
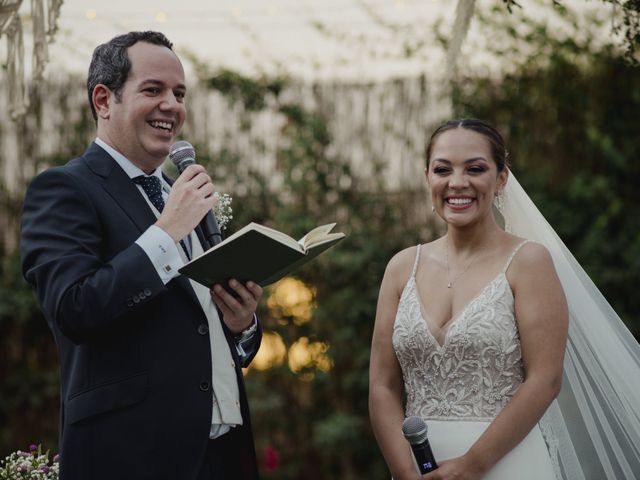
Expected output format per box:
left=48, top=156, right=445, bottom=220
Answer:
left=135, top=225, right=183, bottom=284
left=234, top=314, right=258, bottom=357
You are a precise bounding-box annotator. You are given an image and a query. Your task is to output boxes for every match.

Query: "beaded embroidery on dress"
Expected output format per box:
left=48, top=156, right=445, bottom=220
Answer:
left=391, top=240, right=558, bottom=479
left=392, top=241, right=528, bottom=422
left=392, top=241, right=559, bottom=480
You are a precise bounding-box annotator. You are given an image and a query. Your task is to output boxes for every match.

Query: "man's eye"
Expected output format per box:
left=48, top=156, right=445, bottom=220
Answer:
left=145, top=87, right=160, bottom=94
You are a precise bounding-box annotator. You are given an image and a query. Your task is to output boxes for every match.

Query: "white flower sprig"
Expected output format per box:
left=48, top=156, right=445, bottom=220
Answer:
left=212, top=192, right=233, bottom=231
left=0, top=444, right=59, bottom=480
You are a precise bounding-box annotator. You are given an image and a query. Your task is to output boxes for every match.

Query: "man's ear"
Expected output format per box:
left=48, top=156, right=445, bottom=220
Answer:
left=92, top=84, right=112, bottom=120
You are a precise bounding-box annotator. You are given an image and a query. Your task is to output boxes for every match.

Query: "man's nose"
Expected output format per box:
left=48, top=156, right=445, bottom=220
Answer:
left=159, top=92, right=182, bottom=111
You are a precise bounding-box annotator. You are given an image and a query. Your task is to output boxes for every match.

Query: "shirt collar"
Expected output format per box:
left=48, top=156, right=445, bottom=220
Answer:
left=94, top=137, right=164, bottom=183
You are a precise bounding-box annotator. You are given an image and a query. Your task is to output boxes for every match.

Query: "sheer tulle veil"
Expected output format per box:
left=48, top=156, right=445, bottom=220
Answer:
left=501, top=172, right=640, bottom=479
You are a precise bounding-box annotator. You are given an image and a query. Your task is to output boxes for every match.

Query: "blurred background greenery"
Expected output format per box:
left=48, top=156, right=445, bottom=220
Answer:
left=0, top=1, right=638, bottom=478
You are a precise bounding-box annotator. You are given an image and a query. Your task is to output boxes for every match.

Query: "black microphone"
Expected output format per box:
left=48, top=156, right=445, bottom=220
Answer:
left=402, top=416, right=438, bottom=474
left=169, top=140, right=222, bottom=248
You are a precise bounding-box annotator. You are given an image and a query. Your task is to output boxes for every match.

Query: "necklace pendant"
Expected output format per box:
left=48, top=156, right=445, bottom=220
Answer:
left=447, top=282, right=452, bottom=288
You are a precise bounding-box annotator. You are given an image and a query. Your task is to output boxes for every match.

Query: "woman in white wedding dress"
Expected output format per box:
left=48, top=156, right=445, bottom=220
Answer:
left=369, top=119, right=568, bottom=480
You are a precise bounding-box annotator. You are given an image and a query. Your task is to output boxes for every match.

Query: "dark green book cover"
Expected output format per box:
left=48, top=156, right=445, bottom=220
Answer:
left=179, top=223, right=345, bottom=289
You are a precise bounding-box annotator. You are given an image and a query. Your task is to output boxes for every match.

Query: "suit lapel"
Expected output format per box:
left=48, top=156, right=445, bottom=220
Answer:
left=84, top=143, right=157, bottom=232
left=83, top=142, right=202, bottom=307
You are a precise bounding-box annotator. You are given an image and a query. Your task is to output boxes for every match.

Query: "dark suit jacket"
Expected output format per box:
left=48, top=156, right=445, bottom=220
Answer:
left=20, top=142, right=261, bottom=480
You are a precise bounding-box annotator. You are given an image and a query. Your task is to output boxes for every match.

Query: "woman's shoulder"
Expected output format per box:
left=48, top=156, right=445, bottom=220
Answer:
left=504, top=234, right=555, bottom=276
left=387, top=237, right=443, bottom=269
left=386, top=244, right=420, bottom=277
left=384, top=239, right=442, bottom=286
left=509, top=236, right=551, bottom=264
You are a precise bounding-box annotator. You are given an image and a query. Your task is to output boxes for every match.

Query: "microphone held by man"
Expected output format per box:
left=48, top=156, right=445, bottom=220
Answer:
left=169, top=140, right=223, bottom=248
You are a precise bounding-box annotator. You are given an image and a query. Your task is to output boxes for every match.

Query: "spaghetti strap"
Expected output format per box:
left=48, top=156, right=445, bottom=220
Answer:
left=502, top=240, right=530, bottom=273
left=410, top=245, right=421, bottom=278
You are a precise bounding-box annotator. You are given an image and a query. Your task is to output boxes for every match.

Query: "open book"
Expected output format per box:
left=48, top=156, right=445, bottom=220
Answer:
left=179, top=222, right=345, bottom=289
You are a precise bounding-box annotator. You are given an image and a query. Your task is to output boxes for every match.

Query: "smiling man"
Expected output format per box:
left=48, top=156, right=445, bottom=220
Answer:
left=20, top=32, right=263, bottom=480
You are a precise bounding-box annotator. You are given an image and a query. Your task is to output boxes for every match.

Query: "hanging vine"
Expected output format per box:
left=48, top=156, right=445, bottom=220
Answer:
left=501, top=0, right=638, bottom=62
left=0, top=0, right=63, bottom=118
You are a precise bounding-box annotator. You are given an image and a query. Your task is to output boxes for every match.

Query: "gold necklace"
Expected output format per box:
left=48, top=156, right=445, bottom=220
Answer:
left=445, top=237, right=477, bottom=289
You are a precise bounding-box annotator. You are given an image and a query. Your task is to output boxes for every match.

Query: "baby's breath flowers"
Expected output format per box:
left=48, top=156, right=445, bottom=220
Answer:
left=0, top=444, right=59, bottom=480
left=212, top=192, right=233, bottom=231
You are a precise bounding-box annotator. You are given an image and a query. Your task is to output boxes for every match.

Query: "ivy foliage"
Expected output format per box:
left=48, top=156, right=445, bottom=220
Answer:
left=198, top=69, right=427, bottom=479
left=456, top=3, right=640, bottom=337
left=502, top=0, right=639, bottom=63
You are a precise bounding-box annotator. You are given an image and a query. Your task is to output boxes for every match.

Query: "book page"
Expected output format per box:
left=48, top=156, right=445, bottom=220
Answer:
left=298, top=223, right=338, bottom=250
left=250, top=223, right=301, bottom=251
left=200, top=222, right=301, bottom=256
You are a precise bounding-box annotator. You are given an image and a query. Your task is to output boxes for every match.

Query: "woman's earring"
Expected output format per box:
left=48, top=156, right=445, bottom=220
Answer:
left=431, top=205, right=436, bottom=213
left=494, top=190, right=504, bottom=212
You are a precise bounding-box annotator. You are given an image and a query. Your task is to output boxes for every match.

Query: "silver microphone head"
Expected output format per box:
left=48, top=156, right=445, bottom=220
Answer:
left=402, top=416, right=428, bottom=445
left=169, top=140, right=196, bottom=172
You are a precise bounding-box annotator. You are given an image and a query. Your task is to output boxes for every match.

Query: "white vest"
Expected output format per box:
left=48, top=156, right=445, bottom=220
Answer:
left=181, top=232, right=243, bottom=429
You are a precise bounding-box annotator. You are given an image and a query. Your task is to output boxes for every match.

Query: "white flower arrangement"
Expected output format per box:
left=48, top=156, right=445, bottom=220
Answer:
left=212, top=192, right=233, bottom=231
left=0, top=444, right=59, bottom=480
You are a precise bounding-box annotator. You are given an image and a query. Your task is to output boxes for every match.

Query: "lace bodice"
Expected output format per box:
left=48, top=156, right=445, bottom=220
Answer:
left=392, top=242, right=528, bottom=421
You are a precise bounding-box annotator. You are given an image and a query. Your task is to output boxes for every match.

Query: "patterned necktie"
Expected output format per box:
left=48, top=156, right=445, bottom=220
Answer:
left=133, top=175, right=164, bottom=213
left=134, top=174, right=192, bottom=259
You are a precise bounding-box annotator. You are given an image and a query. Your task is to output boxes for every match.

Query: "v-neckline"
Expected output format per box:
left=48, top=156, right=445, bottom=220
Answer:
left=410, top=273, right=506, bottom=349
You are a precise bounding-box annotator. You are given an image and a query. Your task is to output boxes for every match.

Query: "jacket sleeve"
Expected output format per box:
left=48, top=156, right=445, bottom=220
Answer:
left=20, top=167, right=167, bottom=343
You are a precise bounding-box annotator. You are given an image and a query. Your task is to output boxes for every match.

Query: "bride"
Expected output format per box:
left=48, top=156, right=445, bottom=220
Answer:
left=368, top=118, right=640, bottom=480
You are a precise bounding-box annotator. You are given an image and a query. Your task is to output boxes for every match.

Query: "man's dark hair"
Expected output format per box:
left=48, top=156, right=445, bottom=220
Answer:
left=87, top=31, right=174, bottom=121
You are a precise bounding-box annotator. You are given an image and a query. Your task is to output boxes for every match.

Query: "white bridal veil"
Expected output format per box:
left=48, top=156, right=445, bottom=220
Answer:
left=501, top=173, right=640, bottom=480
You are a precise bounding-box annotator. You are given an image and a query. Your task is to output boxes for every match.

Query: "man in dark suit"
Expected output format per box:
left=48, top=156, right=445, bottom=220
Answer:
left=20, top=31, right=263, bottom=479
